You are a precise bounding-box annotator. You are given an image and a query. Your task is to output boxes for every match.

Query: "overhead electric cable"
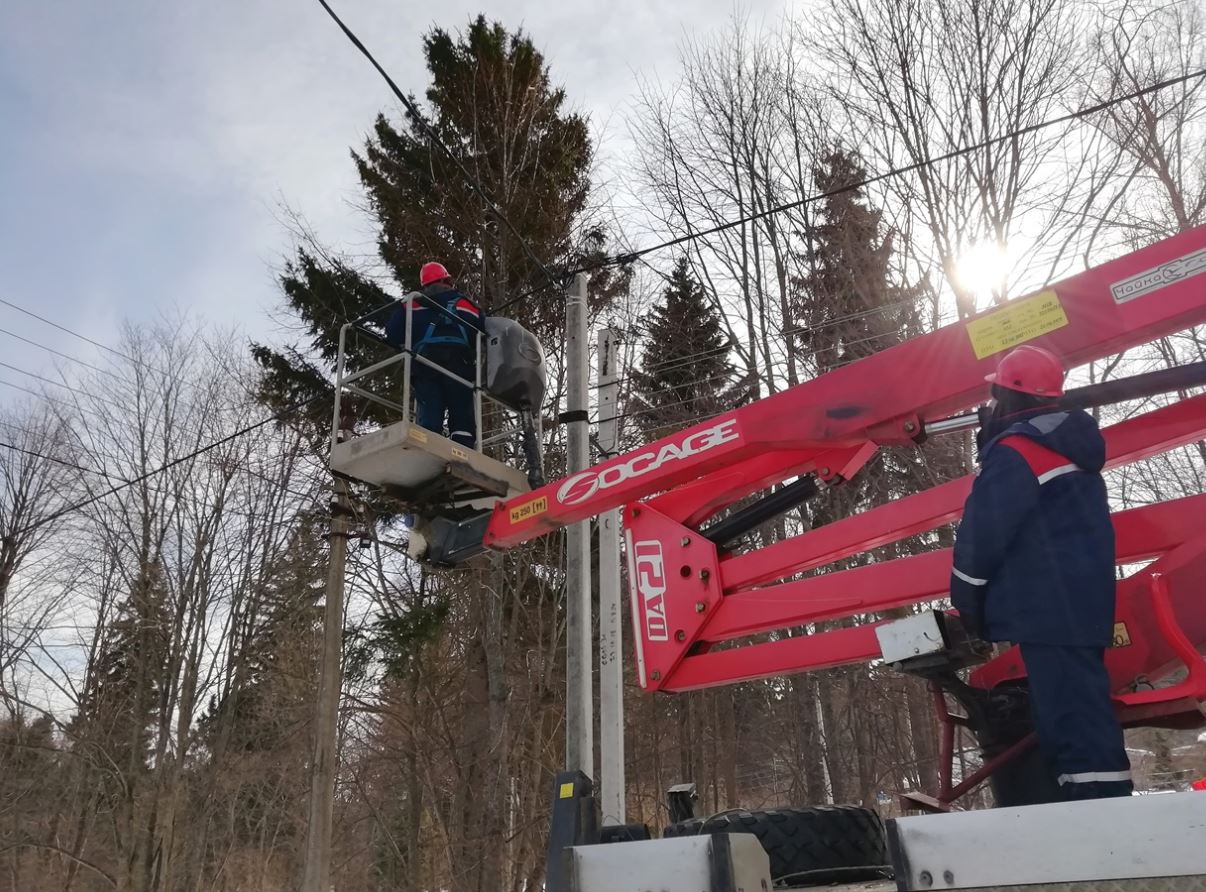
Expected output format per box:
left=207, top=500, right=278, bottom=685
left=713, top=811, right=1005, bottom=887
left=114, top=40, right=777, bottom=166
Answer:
left=12, top=393, right=329, bottom=536
left=496, top=67, right=1206, bottom=309
left=314, top=0, right=563, bottom=297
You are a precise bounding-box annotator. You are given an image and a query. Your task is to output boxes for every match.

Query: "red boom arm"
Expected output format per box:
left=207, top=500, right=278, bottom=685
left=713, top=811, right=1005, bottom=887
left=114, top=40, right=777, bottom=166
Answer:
left=484, top=225, right=1206, bottom=703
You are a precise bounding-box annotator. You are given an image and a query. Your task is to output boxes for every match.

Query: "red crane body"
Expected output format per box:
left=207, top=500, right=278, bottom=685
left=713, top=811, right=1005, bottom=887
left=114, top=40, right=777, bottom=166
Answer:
left=481, top=226, right=1206, bottom=804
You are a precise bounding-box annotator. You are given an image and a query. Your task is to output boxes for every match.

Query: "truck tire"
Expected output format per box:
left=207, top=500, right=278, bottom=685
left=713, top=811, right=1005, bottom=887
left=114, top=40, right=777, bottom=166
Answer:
left=664, top=806, right=888, bottom=886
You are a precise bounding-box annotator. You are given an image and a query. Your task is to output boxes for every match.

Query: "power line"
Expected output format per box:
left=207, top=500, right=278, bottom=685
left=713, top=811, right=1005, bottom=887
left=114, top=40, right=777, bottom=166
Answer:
left=13, top=393, right=330, bottom=537
left=313, top=1, right=1194, bottom=321
left=594, top=342, right=735, bottom=387
left=596, top=321, right=913, bottom=425
left=592, top=322, right=865, bottom=394
left=594, top=360, right=876, bottom=433
left=0, top=371, right=282, bottom=480
left=0, top=415, right=322, bottom=505
left=595, top=384, right=740, bottom=431
left=0, top=440, right=128, bottom=483
left=0, top=317, right=331, bottom=520
left=0, top=361, right=124, bottom=410
left=13, top=56, right=1200, bottom=538
left=0, top=326, right=116, bottom=378
left=503, top=70, right=1205, bottom=381
left=0, top=418, right=136, bottom=483
left=0, top=376, right=116, bottom=427
left=0, top=297, right=139, bottom=367
left=315, top=0, right=563, bottom=297
left=601, top=295, right=924, bottom=389
left=0, top=296, right=195, bottom=390
left=0, top=377, right=107, bottom=422
left=0, top=313, right=294, bottom=454
left=543, top=67, right=1206, bottom=285
left=0, top=417, right=131, bottom=480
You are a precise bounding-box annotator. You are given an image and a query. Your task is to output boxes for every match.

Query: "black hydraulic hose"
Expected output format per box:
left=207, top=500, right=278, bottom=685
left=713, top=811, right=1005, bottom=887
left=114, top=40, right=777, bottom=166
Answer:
left=519, top=406, right=546, bottom=489
left=700, top=476, right=820, bottom=548
left=925, top=360, right=1206, bottom=436
left=1061, top=360, right=1206, bottom=410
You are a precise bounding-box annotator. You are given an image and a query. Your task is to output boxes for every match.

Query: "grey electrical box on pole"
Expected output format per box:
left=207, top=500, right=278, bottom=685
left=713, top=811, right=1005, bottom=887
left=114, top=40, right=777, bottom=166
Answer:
left=597, top=327, right=625, bottom=823
left=565, top=272, right=594, bottom=776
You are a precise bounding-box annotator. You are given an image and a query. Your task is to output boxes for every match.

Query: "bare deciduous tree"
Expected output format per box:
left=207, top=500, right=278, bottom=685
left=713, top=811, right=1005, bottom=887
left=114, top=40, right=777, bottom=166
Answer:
left=0, top=403, right=75, bottom=678
left=816, top=0, right=1094, bottom=314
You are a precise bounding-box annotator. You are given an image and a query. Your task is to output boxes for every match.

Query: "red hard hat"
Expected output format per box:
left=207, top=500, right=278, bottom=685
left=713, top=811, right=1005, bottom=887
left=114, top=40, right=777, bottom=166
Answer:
left=419, top=261, right=451, bottom=287
left=986, top=345, right=1065, bottom=397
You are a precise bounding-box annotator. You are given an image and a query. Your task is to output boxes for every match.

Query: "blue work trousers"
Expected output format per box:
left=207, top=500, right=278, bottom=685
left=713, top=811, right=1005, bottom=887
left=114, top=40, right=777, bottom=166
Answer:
left=413, top=369, right=476, bottom=448
left=1021, top=643, right=1133, bottom=801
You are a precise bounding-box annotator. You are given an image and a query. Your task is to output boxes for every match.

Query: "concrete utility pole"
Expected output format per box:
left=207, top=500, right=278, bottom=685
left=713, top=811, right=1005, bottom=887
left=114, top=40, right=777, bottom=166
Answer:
left=301, top=473, right=350, bottom=892
left=565, top=272, right=594, bottom=776
left=597, top=327, right=625, bottom=824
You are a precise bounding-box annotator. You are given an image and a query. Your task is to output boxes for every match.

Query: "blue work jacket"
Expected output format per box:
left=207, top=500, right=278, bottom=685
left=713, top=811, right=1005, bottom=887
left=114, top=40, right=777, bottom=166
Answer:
left=950, top=409, right=1116, bottom=647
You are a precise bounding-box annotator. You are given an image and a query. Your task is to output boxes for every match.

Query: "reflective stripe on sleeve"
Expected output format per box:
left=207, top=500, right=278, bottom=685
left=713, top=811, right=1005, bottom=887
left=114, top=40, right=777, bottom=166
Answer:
left=952, top=567, right=989, bottom=586
left=1057, top=770, right=1133, bottom=785
left=1036, top=464, right=1079, bottom=484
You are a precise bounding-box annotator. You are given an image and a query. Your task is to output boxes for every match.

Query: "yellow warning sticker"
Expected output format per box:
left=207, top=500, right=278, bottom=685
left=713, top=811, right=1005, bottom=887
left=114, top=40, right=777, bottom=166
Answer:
left=966, top=290, right=1069, bottom=360
left=1112, top=622, right=1132, bottom=648
left=510, top=496, right=548, bottom=525
left=408, top=427, right=428, bottom=444
left=450, top=446, right=469, bottom=460
left=559, top=782, right=575, bottom=799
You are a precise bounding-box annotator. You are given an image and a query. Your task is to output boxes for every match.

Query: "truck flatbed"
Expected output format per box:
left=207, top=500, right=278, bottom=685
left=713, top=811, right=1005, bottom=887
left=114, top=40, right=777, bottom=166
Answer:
left=560, top=791, right=1206, bottom=892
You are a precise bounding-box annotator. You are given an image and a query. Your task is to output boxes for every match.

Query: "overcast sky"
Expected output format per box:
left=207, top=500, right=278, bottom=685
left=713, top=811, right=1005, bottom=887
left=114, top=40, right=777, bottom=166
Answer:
left=0, top=0, right=785, bottom=399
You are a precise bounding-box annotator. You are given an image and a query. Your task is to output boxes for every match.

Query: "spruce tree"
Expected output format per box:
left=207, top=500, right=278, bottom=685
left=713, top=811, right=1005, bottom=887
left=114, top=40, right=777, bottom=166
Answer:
left=244, top=27, right=620, bottom=886
left=71, top=563, right=170, bottom=773
left=629, top=257, right=746, bottom=441
left=201, top=515, right=325, bottom=757
left=252, top=16, right=626, bottom=442
left=793, top=151, right=925, bottom=373
left=791, top=148, right=941, bottom=515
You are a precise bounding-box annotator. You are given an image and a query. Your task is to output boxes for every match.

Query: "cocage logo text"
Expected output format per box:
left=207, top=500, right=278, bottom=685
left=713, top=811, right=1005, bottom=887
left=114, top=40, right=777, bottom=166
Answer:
left=556, top=419, right=740, bottom=506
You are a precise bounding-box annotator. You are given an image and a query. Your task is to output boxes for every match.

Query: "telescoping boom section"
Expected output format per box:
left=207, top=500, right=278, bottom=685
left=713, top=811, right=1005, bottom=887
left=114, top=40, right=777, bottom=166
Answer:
left=482, top=225, right=1206, bottom=709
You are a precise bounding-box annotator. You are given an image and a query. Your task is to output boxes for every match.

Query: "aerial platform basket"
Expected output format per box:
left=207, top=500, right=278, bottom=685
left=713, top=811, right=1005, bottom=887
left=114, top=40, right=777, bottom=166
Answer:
left=328, top=298, right=546, bottom=520
left=330, top=418, right=530, bottom=513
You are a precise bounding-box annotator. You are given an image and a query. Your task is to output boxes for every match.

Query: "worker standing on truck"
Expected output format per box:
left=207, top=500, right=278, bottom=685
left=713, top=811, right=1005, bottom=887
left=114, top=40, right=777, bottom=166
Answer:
left=385, top=261, right=485, bottom=449
left=950, top=344, right=1133, bottom=801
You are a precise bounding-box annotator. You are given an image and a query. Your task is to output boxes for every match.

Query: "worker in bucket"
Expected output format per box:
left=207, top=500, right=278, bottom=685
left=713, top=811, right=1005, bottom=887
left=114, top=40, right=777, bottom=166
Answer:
left=950, top=344, right=1132, bottom=800
left=385, top=261, right=485, bottom=449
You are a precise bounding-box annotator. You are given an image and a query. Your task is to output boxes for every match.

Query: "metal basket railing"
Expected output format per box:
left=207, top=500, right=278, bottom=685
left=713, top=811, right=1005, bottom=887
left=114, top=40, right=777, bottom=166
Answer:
left=330, top=296, right=513, bottom=453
